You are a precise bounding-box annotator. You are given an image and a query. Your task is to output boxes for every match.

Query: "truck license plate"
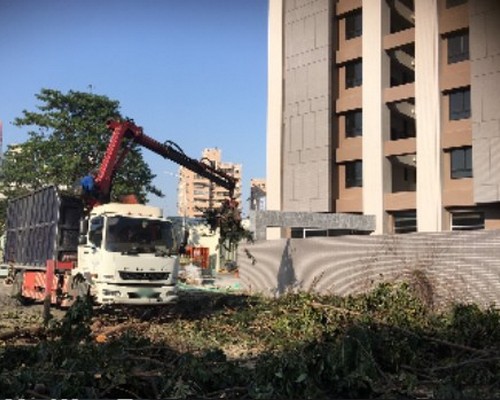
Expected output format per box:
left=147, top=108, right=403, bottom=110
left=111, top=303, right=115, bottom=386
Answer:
left=137, top=287, right=155, bottom=298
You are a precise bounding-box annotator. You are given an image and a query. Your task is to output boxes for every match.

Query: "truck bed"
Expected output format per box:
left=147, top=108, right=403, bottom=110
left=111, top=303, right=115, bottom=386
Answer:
left=4, top=186, right=83, bottom=267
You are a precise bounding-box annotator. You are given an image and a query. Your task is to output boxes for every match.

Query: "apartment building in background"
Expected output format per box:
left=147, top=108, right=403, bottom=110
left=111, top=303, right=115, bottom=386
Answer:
left=177, top=148, right=242, bottom=218
left=267, top=0, right=500, bottom=236
left=250, top=178, right=267, bottom=211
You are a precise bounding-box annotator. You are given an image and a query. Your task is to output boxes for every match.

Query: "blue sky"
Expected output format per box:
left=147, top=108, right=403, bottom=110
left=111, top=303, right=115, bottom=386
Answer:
left=0, top=0, right=268, bottom=216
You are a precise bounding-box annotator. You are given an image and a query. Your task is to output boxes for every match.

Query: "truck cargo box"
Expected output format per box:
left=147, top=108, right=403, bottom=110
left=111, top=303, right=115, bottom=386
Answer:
left=4, top=186, right=83, bottom=267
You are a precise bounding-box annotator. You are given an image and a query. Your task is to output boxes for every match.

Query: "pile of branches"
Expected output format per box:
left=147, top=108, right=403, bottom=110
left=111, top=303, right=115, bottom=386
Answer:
left=1, top=283, right=500, bottom=399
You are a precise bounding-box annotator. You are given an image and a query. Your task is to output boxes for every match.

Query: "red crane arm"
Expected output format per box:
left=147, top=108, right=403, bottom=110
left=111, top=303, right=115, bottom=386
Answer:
left=94, top=120, right=132, bottom=199
left=91, top=120, right=237, bottom=205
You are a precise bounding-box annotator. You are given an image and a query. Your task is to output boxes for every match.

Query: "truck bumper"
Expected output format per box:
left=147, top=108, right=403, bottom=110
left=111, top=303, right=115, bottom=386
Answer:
left=94, top=282, right=178, bottom=305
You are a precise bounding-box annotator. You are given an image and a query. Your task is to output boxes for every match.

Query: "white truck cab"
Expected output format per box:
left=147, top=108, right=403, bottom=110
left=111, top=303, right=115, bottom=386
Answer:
left=75, top=203, right=179, bottom=305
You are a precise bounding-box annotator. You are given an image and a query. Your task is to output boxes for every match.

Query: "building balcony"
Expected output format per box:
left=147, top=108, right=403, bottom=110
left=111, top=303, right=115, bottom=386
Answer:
left=388, top=154, right=416, bottom=193
left=387, top=100, right=416, bottom=141
left=384, top=137, right=416, bottom=156
left=387, top=43, right=415, bottom=88
left=387, top=0, right=414, bottom=34
left=383, top=27, right=415, bottom=51
left=384, top=83, right=415, bottom=103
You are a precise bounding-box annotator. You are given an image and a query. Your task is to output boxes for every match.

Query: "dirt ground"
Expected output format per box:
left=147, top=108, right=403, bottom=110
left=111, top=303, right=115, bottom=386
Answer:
left=0, top=275, right=248, bottom=347
left=0, top=280, right=61, bottom=339
left=0, top=279, right=33, bottom=312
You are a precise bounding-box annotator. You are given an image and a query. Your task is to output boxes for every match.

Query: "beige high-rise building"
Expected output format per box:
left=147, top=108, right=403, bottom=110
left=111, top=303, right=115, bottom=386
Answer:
left=267, top=0, right=500, bottom=235
left=177, top=148, right=242, bottom=218
left=250, top=178, right=267, bottom=211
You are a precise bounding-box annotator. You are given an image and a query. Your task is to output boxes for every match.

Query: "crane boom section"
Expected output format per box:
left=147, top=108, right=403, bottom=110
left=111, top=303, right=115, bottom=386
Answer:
left=96, top=120, right=236, bottom=202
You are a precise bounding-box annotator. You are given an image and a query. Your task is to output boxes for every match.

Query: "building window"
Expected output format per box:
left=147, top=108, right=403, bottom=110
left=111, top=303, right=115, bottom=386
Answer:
left=447, top=30, right=469, bottom=64
left=345, top=160, right=362, bottom=188
left=390, top=114, right=416, bottom=140
left=392, top=211, right=417, bottom=234
left=451, top=211, right=484, bottom=230
left=345, top=10, right=362, bottom=39
left=451, top=146, right=472, bottom=179
left=446, top=0, right=466, bottom=8
left=345, top=110, right=362, bottom=137
left=345, top=60, right=362, bottom=88
left=449, top=88, right=471, bottom=120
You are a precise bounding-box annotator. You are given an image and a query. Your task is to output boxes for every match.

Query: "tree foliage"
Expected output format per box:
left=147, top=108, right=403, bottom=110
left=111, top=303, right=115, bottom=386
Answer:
left=204, top=199, right=253, bottom=256
left=0, top=88, right=162, bottom=203
left=2, top=283, right=500, bottom=399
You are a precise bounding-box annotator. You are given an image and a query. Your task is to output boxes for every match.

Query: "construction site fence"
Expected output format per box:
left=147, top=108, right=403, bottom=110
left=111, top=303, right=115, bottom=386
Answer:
left=236, top=229, right=500, bottom=309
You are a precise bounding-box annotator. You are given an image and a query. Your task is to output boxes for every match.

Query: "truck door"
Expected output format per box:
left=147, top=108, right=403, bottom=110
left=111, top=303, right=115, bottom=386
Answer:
left=79, top=216, right=104, bottom=277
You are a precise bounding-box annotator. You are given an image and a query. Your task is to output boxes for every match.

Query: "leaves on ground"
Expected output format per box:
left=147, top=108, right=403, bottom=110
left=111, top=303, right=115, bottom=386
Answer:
left=1, top=282, right=500, bottom=399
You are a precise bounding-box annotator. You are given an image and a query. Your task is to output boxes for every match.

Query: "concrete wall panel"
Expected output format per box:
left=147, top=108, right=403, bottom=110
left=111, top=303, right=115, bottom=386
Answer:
left=315, top=9, right=329, bottom=48
left=303, top=112, right=315, bottom=148
left=290, top=114, right=303, bottom=151
left=471, top=1, right=500, bottom=203
left=314, top=109, right=329, bottom=147
left=282, top=0, right=332, bottom=212
left=304, top=15, right=316, bottom=50
left=482, top=74, right=500, bottom=120
left=238, top=230, right=500, bottom=308
left=308, top=61, right=328, bottom=98
left=490, top=137, right=500, bottom=178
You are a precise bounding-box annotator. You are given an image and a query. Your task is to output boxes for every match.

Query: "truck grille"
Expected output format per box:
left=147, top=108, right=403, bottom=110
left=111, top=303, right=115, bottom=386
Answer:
left=119, top=271, right=170, bottom=281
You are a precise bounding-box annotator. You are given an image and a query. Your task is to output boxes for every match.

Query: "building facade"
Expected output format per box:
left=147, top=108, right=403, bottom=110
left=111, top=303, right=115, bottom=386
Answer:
left=250, top=178, right=267, bottom=211
left=177, top=148, right=242, bottom=218
left=267, top=0, right=500, bottom=235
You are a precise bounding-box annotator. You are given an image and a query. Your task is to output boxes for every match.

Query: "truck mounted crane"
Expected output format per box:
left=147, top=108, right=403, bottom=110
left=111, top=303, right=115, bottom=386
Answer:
left=5, top=119, right=239, bottom=306
left=81, top=119, right=236, bottom=208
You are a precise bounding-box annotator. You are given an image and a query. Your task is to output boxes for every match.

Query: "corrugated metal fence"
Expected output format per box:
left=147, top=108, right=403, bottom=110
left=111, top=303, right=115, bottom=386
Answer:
left=237, top=230, right=500, bottom=308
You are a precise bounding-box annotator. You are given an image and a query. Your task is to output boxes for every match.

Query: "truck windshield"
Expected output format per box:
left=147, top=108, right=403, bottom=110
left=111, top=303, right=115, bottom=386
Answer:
left=105, top=216, right=175, bottom=254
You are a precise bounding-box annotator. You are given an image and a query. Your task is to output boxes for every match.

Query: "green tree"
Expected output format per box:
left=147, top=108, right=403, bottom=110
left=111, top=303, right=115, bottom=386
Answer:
left=0, top=88, right=162, bottom=203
